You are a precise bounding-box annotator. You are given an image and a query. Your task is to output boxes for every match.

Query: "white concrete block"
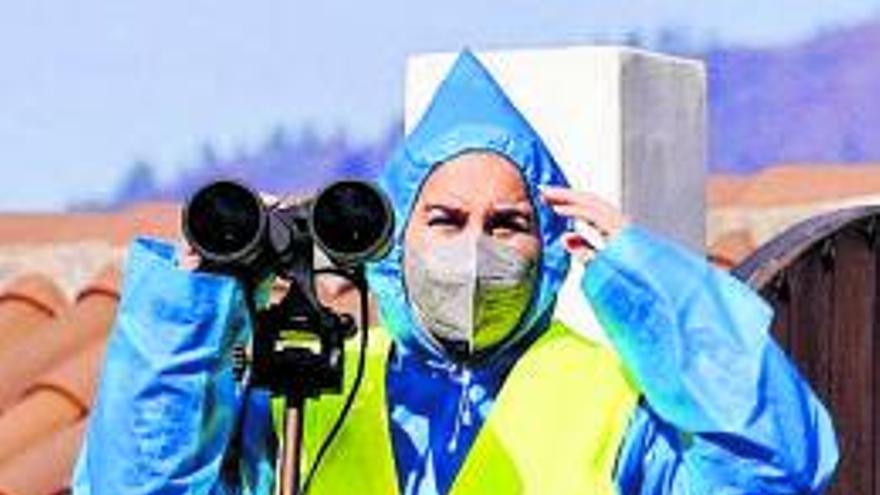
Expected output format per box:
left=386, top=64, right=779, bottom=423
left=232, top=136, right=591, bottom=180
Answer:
left=405, top=46, right=707, bottom=345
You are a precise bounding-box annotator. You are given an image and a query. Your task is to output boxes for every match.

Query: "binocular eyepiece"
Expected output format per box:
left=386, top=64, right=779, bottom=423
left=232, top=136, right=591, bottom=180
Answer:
left=182, top=179, right=394, bottom=280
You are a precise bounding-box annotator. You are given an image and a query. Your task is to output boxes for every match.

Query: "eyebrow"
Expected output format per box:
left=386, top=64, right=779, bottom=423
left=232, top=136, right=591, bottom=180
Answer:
left=422, top=201, right=533, bottom=215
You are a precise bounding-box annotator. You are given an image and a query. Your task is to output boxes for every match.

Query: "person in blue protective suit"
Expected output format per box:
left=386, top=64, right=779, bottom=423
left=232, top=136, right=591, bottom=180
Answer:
left=73, top=50, right=839, bottom=494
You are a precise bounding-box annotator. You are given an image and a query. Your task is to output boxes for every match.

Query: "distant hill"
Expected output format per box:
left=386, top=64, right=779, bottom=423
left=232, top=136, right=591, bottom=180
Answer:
left=707, top=19, right=880, bottom=173
left=94, top=18, right=880, bottom=209
left=79, top=124, right=401, bottom=211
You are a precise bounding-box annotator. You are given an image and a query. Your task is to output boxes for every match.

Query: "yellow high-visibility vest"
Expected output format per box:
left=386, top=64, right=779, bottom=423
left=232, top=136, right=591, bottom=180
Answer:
left=296, top=321, right=640, bottom=494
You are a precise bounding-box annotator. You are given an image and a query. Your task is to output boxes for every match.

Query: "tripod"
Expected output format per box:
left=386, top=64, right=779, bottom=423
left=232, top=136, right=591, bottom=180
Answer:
left=246, top=260, right=367, bottom=495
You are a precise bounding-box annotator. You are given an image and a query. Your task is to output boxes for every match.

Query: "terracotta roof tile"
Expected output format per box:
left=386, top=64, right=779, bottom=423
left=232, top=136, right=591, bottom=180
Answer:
left=0, top=388, right=82, bottom=465
left=0, top=266, right=119, bottom=492
left=0, top=420, right=84, bottom=495
left=745, top=164, right=880, bottom=207
left=0, top=202, right=180, bottom=247
left=74, top=265, right=121, bottom=304
left=706, top=175, right=751, bottom=207
left=0, top=265, right=119, bottom=410
left=0, top=205, right=192, bottom=492
left=26, top=338, right=106, bottom=414
left=0, top=272, right=68, bottom=317
left=708, top=229, right=757, bottom=269
left=0, top=273, right=68, bottom=351
left=0, top=338, right=104, bottom=465
left=708, top=164, right=880, bottom=209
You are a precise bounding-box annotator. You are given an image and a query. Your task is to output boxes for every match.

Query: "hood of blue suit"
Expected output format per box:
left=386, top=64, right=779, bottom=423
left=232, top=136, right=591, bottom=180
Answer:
left=366, top=50, right=571, bottom=363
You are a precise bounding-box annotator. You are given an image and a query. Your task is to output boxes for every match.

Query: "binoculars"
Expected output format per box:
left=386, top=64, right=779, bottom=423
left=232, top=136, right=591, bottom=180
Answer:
left=182, top=179, right=394, bottom=281
left=183, top=178, right=394, bottom=494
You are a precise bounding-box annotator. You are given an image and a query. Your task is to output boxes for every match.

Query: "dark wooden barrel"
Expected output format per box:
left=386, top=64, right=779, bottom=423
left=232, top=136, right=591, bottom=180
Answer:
left=733, top=205, right=880, bottom=495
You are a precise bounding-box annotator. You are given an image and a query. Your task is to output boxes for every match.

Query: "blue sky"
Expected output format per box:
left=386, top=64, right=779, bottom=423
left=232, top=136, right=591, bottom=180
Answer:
left=1, top=0, right=879, bottom=211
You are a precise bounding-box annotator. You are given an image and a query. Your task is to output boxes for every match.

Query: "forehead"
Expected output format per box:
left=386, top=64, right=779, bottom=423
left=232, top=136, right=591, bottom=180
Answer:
left=417, top=152, right=530, bottom=205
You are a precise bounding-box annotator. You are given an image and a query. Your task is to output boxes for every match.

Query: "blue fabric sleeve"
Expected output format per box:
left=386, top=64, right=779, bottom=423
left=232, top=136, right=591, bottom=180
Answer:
left=71, top=237, right=275, bottom=495
left=582, top=226, right=839, bottom=494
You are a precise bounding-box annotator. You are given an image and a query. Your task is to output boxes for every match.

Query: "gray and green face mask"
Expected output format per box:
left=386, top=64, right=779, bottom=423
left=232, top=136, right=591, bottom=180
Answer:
left=403, top=234, right=538, bottom=359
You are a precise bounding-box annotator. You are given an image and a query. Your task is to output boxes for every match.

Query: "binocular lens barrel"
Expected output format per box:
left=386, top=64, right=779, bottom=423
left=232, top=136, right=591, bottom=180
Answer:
left=311, top=181, right=394, bottom=265
left=184, top=181, right=267, bottom=264
left=183, top=179, right=394, bottom=271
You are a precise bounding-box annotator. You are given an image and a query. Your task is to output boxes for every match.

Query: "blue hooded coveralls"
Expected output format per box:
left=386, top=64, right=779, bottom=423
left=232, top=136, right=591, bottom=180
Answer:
left=73, top=51, right=838, bottom=494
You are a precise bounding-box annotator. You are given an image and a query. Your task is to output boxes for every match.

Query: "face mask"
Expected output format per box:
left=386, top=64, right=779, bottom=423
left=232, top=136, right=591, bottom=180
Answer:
left=404, top=234, right=537, bottom=358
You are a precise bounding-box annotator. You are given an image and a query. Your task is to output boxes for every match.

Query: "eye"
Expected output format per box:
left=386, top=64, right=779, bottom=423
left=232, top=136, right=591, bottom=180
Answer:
left=486, top=210, right=533, bottom=237
left=427, top=215, right=459, bottom=227
left=426, top=206, right=466, bottom=230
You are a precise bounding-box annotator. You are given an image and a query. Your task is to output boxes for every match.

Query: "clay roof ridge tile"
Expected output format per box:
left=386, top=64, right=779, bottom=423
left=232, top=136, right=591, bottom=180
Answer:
left=0, top=420, right=85, bottom=495
left=74, top=264, right=121, bottom=304
left=0, top=273, right=68, bottom=318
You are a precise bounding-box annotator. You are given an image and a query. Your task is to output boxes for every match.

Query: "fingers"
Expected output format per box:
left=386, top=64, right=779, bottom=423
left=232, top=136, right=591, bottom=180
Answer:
left=539, top=185, right=629, bottom=239
left=178, top=239, right=202, bottom=271
left=549, top=204, right=617, bottom=238
left=561, top=232, right=597, bottom=263
left=540, top=185, right=629, bottom=263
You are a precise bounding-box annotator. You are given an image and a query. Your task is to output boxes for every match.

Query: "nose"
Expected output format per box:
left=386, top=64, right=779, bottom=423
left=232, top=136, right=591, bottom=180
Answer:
left=458, top=227, right=484, bottom=252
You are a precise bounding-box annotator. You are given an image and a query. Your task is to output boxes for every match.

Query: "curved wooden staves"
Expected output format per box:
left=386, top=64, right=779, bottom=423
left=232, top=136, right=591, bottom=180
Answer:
left=733, top=205, right=880, bottom=495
